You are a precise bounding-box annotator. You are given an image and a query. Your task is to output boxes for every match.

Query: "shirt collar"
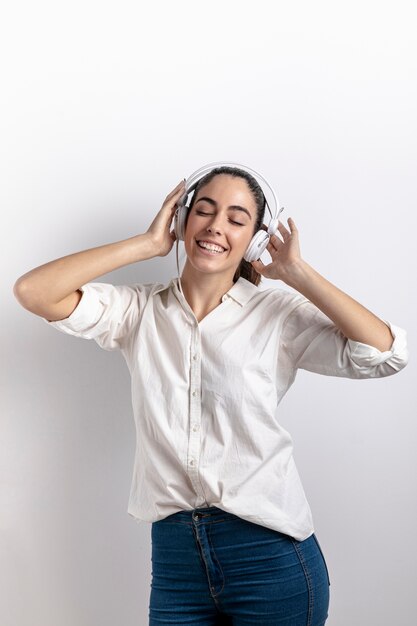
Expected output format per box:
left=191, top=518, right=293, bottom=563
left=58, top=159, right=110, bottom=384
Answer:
left=152, top=276, right=259, bottom=307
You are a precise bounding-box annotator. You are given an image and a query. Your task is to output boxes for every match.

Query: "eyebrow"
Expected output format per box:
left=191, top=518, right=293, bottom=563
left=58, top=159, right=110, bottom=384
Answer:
left=195, top=196, right=252, bottom=220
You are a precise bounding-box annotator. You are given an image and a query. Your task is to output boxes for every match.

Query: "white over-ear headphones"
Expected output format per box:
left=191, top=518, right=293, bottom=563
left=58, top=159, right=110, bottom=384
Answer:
left=174, top=161, right=284, bottom=263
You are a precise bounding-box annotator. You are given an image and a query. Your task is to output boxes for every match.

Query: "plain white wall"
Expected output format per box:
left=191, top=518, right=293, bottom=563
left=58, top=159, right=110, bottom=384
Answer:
left=2, top=1, right=416, bottom=624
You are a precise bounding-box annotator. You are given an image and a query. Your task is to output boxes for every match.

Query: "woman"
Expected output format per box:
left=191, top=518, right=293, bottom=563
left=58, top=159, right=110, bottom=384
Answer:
left=14, top=164, right=408, bottom=625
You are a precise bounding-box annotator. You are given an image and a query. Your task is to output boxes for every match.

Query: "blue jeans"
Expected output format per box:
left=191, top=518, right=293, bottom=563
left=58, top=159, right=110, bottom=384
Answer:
left=149, top=506, right=330, bottom=625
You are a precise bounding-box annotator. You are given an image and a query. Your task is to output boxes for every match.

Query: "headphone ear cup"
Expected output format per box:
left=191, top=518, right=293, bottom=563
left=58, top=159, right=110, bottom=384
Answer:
left=243, top=230, right=270, bottom=263
left=174, top=204, right=188, bottom=241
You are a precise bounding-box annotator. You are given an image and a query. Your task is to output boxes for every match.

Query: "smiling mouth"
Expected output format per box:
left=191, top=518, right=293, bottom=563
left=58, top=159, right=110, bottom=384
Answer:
left=196, top=240, right=227, bottom=254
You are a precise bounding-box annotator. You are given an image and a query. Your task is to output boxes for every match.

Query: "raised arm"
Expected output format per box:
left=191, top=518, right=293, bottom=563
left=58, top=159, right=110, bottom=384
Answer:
left=252, top=218, right=396, bottom=352
left=280, top=257, right=394, bottom=352
left=13, top=180, right=186, bottom=321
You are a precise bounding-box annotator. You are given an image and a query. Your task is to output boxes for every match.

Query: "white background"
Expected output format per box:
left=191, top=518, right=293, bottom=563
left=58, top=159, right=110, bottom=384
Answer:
left=1, top=1, right=416, bottom=624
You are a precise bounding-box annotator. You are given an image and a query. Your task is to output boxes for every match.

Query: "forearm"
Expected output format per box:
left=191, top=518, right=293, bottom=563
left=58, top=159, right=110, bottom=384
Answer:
left=282, top=260, right=394, bottom=352
left=14, top=233, right=156, bottom=311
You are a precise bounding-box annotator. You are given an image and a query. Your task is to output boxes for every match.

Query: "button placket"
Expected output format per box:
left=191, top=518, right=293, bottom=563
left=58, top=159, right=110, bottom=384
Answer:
left=186, top=323, right=205, bottom=499
left=175, top=281, right=206, bottom=507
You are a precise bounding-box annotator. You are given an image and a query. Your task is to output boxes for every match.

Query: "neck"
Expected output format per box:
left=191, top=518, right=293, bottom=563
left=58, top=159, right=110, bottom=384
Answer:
left=179, top=261, right=237, bottom=317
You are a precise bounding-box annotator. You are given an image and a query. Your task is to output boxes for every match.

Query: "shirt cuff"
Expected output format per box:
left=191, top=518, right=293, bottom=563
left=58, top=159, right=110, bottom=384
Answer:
left=347, top=319, right=408, bottom=368
left=41, top=284, right=101, bottom=334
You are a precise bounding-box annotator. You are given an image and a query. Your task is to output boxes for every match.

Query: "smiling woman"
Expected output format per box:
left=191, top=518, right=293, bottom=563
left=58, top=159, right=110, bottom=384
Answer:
left=181, top=165, right=267, bottom=287
left=13, top=161, right=408, bottom=626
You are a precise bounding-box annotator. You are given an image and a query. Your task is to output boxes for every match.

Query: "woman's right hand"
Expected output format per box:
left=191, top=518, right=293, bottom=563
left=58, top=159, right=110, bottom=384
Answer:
left=146, top=180, right=186, bottom=257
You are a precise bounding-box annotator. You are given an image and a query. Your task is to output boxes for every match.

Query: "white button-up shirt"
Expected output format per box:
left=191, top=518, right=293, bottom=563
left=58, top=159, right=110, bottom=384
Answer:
left=43, top=276, right=408, bottom=541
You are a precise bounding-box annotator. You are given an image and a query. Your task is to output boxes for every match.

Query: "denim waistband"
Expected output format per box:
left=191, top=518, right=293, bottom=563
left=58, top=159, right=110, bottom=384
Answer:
left=157, top=506, right=240, bottom=524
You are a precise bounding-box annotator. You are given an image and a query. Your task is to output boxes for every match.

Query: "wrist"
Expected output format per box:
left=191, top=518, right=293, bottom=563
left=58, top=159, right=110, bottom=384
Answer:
left=129, top=233, right=159, bottom=262
left=281, top=259, right=312, bottom=289
left=142, top=231, right=169, bottom=258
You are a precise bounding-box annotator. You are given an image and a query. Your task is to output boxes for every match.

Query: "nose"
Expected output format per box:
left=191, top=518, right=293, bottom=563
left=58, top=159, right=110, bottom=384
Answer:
left=206, top=224, right=220, bottom=234
left=206, top=214, right=223, bottom=234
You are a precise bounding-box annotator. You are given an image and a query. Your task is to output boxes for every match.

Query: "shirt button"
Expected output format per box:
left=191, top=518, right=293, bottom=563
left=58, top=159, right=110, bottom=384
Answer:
left=192, top=425, right=199, bottom=432
left=193, top=354, right=198, bottom=360
left=192, top=390, right=197, bottom=396
left=189, top=459, right=194, bottom=466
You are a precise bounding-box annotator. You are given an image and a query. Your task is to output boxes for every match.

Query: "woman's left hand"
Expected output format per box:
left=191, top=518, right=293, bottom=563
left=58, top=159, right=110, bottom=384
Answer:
left=250, top=217, right=302, bottom=281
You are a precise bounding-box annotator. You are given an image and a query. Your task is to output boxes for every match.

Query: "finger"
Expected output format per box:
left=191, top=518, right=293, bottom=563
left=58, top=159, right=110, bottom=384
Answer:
left=269, top=233, right=284, bottom=248
left=165, top=189, right=186, bottom=213
left=252, top=259, right=275, bottom=279
left=170, top=180, right=185, bottom=195
left=174, top=179, right=186, bottom=190
left=266, top=239, right=277, bottom=252
left=166, top=180, right=186, bottom=201
left=251, top=259, right=264, bottom=274
left=287, top=217, right=297, bottom=232
left=171, top=183, right=186, bottom=199
left=277, top=221, right=290, bottom=238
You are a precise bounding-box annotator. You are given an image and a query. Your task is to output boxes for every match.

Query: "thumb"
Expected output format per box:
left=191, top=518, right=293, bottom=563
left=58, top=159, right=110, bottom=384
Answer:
left=251, top=259, right=264, bottom=274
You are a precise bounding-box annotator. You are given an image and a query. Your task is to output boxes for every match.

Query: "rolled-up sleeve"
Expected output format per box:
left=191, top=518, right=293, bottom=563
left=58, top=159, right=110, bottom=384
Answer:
left=347, top=321, right=408, bottom=372
left=42, top=282, right=149, bottom=351
left=279, top=298, right=409, bottom=379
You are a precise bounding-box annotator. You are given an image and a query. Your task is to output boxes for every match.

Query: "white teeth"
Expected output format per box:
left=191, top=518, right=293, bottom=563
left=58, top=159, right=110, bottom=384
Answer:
left=197, top=241, right=225, bottom=253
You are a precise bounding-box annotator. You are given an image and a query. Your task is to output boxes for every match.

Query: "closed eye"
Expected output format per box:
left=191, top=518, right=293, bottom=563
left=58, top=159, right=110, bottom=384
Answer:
left=195, top=210, right=244, bottom=226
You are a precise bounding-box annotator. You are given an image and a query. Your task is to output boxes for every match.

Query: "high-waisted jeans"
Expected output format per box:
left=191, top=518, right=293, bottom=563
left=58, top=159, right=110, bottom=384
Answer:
left=149, top=506, right=330, bottom=625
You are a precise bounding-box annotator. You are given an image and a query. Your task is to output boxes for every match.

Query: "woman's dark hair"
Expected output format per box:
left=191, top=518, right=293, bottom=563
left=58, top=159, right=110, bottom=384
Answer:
left=184, top=166, right=267, bottom=286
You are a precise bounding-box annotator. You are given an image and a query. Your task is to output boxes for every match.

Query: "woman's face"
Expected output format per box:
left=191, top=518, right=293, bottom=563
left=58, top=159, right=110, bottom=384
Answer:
left=183, top=174, right=258, bottom=278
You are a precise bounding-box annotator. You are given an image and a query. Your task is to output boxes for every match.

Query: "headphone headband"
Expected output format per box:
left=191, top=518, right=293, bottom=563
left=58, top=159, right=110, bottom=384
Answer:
left=174, top=160, right=284, bottom=267
left=179, top=161, right=280, bottom=221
